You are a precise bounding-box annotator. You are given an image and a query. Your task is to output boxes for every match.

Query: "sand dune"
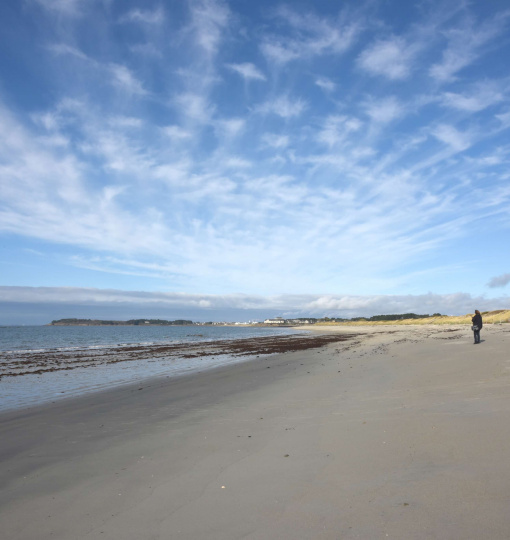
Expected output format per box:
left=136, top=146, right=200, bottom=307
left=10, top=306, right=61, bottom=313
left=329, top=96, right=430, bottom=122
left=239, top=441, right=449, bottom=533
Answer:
left=314, top=309, right=510, bottom=326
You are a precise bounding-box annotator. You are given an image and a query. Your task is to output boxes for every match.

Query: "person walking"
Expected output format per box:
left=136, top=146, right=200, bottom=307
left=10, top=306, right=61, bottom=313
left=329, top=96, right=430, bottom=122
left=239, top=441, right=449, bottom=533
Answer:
left=471, top=310, right=483, bottom=344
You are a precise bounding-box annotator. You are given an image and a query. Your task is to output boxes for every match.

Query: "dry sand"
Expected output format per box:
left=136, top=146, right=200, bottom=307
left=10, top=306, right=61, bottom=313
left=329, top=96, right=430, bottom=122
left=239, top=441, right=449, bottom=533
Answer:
left=1, top=324, right=510, bottom=539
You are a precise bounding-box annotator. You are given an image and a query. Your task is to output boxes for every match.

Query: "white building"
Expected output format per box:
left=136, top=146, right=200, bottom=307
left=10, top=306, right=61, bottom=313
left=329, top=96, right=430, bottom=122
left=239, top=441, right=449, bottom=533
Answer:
left=264, top=317, right=286, bottom=324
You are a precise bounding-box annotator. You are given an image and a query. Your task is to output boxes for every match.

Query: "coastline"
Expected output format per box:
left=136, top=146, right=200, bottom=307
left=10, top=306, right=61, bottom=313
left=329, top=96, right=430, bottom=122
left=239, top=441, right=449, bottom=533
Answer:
left=2, top=324, right=510, bottom=539
left=0, top=332, right=353, bottom=412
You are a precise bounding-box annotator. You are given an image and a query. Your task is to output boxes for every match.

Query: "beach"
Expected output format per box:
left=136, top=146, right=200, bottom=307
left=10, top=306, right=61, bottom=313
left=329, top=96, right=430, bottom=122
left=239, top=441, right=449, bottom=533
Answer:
left=1, top=324, right=510, bottom=539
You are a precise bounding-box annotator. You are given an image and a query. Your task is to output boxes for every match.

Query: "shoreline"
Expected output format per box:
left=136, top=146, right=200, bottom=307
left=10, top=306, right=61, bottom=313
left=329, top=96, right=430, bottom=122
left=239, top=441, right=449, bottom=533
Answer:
left=2, top=324, right=510, bottom=539
left=0, top=332, right=355, bottom=413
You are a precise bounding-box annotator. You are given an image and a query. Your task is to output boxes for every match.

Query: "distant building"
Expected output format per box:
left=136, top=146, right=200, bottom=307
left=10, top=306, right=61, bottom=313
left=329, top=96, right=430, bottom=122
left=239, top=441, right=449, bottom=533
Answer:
left=264, top=317, right=285, bottom=324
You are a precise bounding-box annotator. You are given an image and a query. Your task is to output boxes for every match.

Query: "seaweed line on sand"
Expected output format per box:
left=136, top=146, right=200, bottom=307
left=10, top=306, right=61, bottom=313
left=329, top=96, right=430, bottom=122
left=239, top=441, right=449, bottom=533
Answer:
left=0, top=333, right=358, bottom=379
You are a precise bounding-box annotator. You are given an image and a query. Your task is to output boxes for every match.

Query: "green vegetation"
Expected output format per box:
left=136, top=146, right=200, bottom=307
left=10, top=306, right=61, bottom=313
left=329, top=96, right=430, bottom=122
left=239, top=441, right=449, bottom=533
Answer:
left=127, top=319, right=193, bottom=325
left=50, top=318, right=193, bottom=326
left=350, top=313, right=442, bottom=322
left=313, top=313, right=442, bottom=323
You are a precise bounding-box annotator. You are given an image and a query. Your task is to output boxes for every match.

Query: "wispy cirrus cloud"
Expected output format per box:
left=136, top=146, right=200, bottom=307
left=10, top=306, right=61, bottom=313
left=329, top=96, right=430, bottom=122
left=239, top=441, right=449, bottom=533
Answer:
left=2, top=82, right=509, bottom=298
left=261, top=6, right=360, bottom=64
left=189, top=0, right=230, bottom=56
left=429, top=12, right=510, bottom=82
left=108, top=116, right=144, bottom=129
left=120, top=6, right=165, bottom=25
left=261, top=133, right=290, bottom=149
left=317, top=115, right=362, bottom=147
left=357, top=36, right=416, bottom=80
left=256, top=96, right=306, bottom=118
left=2, top=0, right=510, bottom=318
left=439, top=82, right=504, bottom=112
left=223, top=156, right=251, bottom=169
left=109, top=64, right=148, bottom=95
left=162, top=125, right=192, bottom=140
left=48, top=43, right=88, bottom=60
left=432, top=124, right=471, bottom=152
left=227, top=62, right=266, bottom=81
left=32, top=0, right=84, bottom=17
left=129, top=43, right=162, bottom=57
left=495, top=111, right=510, bottom=130
left=315, top=77, right=336, bottom=92
left=48, top=45, right=149, bottom=97
left=215, top=117, right=245, bottom=137
left=260, top=41, right=300, bottom=64
left=363, top=96, right=403, bottom=124
left=174, top=92, right=216, bottom=123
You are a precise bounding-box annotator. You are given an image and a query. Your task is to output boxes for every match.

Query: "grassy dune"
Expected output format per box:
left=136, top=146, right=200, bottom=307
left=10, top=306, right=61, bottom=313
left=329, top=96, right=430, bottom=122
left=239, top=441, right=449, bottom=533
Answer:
left=315, top=309, right=510, bottom=326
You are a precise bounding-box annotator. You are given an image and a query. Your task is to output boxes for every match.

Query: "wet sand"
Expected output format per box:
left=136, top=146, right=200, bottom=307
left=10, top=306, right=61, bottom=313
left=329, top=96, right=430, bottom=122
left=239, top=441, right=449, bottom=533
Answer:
left=1, top=324, right=510, bottom=539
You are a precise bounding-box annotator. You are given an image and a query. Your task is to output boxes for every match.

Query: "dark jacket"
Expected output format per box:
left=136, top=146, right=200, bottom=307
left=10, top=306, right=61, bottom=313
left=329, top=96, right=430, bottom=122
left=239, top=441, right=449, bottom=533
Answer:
left=472, top=313, right=483, bottom=329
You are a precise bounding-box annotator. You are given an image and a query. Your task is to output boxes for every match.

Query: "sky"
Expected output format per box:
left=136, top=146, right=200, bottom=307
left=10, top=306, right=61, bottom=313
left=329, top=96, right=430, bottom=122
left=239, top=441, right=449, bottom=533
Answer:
left=1, top=0, right=510, bottom=324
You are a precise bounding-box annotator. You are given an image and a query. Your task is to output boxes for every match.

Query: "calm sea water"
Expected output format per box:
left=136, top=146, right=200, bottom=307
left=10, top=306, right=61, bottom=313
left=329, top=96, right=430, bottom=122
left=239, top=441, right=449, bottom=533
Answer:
left=0, top=324, right=297, bottom=353
left=0, top=325, right=299, bottom=412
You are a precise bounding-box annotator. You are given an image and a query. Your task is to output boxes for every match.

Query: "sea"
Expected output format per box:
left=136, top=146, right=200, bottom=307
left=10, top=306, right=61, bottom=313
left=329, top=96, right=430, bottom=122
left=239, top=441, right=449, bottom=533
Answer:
left=0, top=325, right=299, bottom=412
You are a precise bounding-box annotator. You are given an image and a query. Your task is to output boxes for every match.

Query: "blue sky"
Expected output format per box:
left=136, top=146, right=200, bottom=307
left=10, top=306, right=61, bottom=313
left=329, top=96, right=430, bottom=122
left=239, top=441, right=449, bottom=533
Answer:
left=1, top=0, right=510, bottom=323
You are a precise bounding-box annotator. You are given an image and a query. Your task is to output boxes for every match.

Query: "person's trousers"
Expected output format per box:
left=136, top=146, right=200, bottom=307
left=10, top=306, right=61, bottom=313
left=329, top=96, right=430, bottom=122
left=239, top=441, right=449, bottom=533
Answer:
left=474, top=329, right=481, bottom=343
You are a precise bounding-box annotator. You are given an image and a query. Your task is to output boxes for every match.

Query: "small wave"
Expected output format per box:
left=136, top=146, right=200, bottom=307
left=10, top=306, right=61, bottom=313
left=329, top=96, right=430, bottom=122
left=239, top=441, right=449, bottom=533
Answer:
left=2, top=348, right=48, bottom=354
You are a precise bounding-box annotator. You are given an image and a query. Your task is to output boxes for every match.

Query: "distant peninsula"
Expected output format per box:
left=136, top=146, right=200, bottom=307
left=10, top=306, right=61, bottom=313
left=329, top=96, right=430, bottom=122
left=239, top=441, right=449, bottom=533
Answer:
left=50, top=318, right=194, bottom=326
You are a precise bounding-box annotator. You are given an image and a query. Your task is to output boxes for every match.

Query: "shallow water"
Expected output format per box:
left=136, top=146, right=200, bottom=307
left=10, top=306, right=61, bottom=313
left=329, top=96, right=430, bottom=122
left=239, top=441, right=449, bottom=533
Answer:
left=0, top=324, right=296, bottom=352
left=0, top=325, right=299, bottom=412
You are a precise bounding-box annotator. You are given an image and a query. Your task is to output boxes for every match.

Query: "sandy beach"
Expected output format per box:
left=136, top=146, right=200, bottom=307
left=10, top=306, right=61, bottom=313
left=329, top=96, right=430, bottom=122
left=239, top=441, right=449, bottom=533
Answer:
left=1, top=324, right=510, bottom=539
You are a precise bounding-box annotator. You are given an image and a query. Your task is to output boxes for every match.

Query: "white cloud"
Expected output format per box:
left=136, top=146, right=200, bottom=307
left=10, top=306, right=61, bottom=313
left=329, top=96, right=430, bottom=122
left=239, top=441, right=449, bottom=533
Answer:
left=257, top=96, right=306, bottom=118
left=2, top=85, right=508, bottom=298
left=440, top=83, right=504, bottom=112
left=432, top=124, right=471, bottom=152
left=174, top=92, right=215, bottom=123
left=318, top=115, right=362, bottom=147
left=260, top=40, right=301, bottom=64
left=488, top=273, right=510, bottom=288
left=130, top=43, right=162, bottom=57
left=33, top=0, right=83, bottom=16
left=357, top=36, right=414, bottom=80
left=67, top=255, right=186, bottom=280
left=4, top=2, right=510, bottom=306
left=495, top=111, right=510, bottom=129
left=120, top=6, right=165, bottom=25
left=49, top=48, right=151, bottom=99
left=1, top=287, right=507, bottom=319
left=429, top=13, right=510, bottom=82
left=261, top=134, right=290, bottom=149
left=261, top=7, right=359, bottom=64
left=227, top=63, right=266, bottom=81
left=109, top=64, right=148, bottom=95
left=152, top=159, right=192, bottom=185
left=364, top=96, right=403, bottom=124
left=315, top=77, right=336, bottom=92
left=162, top=125, right=192, bottom=139
left=48, top=43, right=88, bottom=60
left=189, top=0, right=230, bottom=56
left=108, top=116, right=143, bottom=129
left=302, top=292, right=506, bottom=317
left=32, top=111, right=61, bottom=131
left=224, top=157, right=251, bottom=169
left=216, top=118, right=245, bottom=137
